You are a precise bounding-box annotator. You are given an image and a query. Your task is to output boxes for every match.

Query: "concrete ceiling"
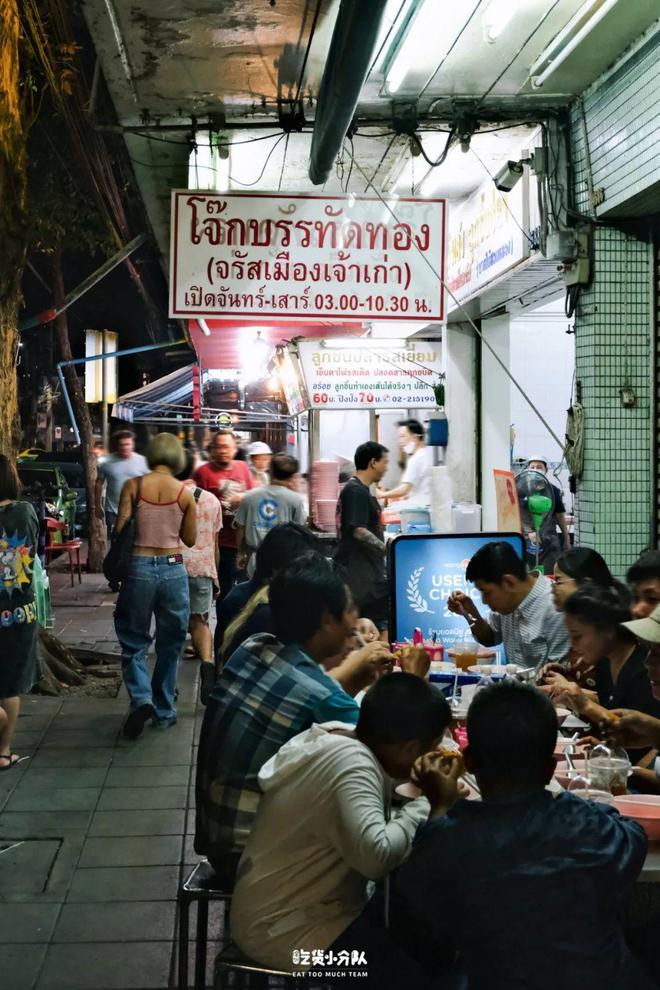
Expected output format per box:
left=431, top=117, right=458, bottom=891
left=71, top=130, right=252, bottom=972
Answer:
left=82, top=0, right=660, bottom=258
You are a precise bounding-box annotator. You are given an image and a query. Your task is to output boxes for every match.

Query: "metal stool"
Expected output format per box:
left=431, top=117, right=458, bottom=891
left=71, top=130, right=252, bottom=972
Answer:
left=214, top=942, right=300, bottom=989
left=178, top=861, right=232, bottom=989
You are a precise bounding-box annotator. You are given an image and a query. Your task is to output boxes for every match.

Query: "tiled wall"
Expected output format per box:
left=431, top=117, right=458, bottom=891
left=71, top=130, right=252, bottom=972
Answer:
left=569, top=31, right=658, bottom=575
left=570, top=225, right=653, bottom=574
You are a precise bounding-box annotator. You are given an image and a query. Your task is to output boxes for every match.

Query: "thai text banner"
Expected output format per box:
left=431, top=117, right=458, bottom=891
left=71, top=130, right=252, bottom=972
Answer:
left=297, top=339, right=443, bottom=410
left=170, top=191, right=446, bottom=323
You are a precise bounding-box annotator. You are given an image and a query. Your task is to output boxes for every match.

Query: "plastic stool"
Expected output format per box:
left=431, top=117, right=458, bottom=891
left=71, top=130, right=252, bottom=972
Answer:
left=178, top=861, right=232, bottom=989
left=214, top=943, right=299, bottom=989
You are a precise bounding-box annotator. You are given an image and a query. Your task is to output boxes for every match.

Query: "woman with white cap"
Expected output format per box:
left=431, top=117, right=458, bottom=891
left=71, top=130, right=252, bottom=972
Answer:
left=247, top=441, right=272, bottom=488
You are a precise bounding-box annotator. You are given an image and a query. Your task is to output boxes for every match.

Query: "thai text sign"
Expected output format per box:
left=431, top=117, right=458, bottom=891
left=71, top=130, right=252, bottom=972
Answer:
left=170, top=191, right=446, bottom=323
left=297, top=339, right=443, bottom=409
left=446, top=178, right=529, bottom=305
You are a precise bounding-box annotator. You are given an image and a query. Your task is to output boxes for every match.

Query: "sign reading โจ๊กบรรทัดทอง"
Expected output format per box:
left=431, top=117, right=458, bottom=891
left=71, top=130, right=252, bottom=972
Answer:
left=169, top=191, right=446, bottom=323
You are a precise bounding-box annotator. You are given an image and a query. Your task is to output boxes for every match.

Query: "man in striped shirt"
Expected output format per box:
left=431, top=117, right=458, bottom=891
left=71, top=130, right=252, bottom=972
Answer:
left=448, top=541, right=569, bottom=669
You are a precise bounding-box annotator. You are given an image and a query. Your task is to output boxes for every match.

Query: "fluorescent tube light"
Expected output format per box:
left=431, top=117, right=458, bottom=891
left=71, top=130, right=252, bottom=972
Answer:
left=386, top=0, right=480, bottom=94
left=482, top=0, right=520, bottom=43
left=322, top=338, right=407, bottom=349
left=531, top=0, right=620, bottom=88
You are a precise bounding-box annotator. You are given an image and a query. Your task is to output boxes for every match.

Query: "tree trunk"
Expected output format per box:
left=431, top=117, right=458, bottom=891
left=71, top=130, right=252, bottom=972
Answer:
left=51, top=249, right=106, bottom=572
left=0, top=1, right=28, bottom=456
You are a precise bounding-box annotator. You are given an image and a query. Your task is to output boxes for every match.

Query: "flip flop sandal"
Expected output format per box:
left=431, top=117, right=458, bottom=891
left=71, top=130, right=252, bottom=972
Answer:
left=0, top=754, right=20, bottom=772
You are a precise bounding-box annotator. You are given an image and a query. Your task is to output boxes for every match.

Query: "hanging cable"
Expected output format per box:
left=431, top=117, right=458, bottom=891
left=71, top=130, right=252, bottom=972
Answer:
left=343, top=143, right=566, bottom=452
left=412, top=129, right=455, bottom=168
left=468, top=144, right=537, bottom=249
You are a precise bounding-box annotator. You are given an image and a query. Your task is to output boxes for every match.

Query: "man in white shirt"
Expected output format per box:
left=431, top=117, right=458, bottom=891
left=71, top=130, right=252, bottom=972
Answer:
left=231, top=673, right=456, bottom=988
left=376, top=419, right=432, bottom=505
left=448, top=540, right=570, bottom=669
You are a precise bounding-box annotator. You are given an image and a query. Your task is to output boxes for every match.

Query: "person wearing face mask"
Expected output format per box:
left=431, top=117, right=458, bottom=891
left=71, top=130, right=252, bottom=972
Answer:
left=376, top=419, right=432, bottom=506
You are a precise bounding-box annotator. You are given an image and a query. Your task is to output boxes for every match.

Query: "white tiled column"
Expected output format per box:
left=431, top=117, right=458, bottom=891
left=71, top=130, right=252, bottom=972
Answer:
left=481, top=314, right=511, bottom=530
left=445, top=323, right=477, bottom=503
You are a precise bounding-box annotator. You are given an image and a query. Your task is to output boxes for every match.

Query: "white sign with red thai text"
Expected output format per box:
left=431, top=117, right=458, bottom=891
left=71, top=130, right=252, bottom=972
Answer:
left=297, top=339, right=443, bottom=410
left=446, top=178, right=529, bottom=306
left=169, top=191, right=446, bottom=323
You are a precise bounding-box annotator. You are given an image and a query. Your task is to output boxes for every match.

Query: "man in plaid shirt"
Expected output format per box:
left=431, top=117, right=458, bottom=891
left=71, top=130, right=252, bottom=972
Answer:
left=195, top=553, right=392, bottom=885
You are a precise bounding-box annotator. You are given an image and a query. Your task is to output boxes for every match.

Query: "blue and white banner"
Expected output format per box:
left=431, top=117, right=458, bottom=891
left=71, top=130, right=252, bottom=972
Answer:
left=389, top=533, right=524, bottom=646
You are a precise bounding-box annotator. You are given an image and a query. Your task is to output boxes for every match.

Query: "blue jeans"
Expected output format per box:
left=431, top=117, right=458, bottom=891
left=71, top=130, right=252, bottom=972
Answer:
left=114, top=555, right=190, bottom=721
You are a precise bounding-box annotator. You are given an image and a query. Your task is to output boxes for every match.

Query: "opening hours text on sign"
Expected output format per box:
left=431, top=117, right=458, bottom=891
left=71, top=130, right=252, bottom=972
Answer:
left=169, top=191, right=446, bottom=323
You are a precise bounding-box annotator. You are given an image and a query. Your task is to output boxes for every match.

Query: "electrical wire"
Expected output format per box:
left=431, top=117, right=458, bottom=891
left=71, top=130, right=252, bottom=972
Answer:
left=130, top=129, right=285, bottom=148
left=476, top=0, right=563, bottom=106
left=412, top=129, right=456, bottom=168
left=468, top=145, right=537, bottom=249
left=361, top=133, right=398, bottom=195
left=342, top=142, right=566, bottom=452
left=277, top=133, right=290, bottom=192
left=294, top=0, right=323, bottom=107
left=419, top=0, right=487, bottom=102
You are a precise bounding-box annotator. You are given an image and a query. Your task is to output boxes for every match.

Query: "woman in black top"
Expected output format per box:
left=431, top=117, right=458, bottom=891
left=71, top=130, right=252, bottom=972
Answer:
left=541, top=584, right=660, bottom=762
left=0, top=455, right=40, bottom=770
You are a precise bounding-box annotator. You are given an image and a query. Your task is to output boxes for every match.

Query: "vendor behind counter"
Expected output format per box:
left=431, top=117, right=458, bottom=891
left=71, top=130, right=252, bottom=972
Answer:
left=376, top=418, right=433, bottom=507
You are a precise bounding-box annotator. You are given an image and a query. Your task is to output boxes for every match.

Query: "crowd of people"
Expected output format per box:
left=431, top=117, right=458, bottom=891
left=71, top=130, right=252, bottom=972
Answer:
left=6, top=425, right=660, bottom=986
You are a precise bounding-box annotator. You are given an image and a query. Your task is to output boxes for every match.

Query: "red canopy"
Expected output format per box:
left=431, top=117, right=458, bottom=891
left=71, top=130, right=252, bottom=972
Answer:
left=187, top=319, right=365, bottom=369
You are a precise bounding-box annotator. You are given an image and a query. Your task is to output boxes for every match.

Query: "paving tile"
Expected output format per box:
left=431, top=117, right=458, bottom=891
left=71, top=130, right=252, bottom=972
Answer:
left=184, top=832, right=204, bottom=865
left=0, top=902, right=60, bottom=943
left=36, top=941, right=173, bottom=989
left=96, top=785, right=187, bottom=811
left=78, top=835, right=184, bottom=868
left=29, top=748, right=115, bottom=769
left=0, top=942, right=48, bottom=989
left=49, top=714, right=124, bottom=733
left=5, top=787, right=100, bottom=813
left=104, top=764, right=189, bottom=788
left=11, top=730, right=44, bottom=749
left=110, top=746, right=193, bottom=766
left=67, top=865, right=180, bottom=902
left=39, top=731, right=120, bottom=749
left=89, top=808, right=186, bottom=836
left=19, top=768, right=107, bottom=789
left=53, top=900, right=177, bottom=942
left=17, top=714, right=55, bottom=731
left=0, top=811, right=92, bottom=834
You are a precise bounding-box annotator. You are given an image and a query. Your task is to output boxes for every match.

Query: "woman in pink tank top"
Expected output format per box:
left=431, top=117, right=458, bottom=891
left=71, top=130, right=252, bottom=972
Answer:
left=114, top=433, right=197, bottom=739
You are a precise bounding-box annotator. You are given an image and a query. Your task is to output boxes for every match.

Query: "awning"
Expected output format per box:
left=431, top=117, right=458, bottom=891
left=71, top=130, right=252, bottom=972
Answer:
left=112, top=364, right=290, bottom=427
left=188, top=319, right=365, bottom=369
left=112, top=365, right=195, bottom=422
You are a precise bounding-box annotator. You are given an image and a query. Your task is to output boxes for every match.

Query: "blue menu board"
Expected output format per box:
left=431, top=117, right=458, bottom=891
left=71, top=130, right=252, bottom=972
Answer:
left=388, top=532, right=525, bottom=647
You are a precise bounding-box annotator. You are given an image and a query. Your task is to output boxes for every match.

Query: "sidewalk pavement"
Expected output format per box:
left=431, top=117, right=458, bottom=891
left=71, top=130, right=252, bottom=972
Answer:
left=0, top=565, right=223, bottom=990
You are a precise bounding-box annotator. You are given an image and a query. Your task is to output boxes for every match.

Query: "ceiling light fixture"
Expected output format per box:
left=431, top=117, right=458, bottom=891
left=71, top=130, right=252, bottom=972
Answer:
left=385, top=0, right=480, bottom=94
left=197, top=319, right=211, bottom=337
left=530, top=0, right=620, bottom=88
left=482, top=0, right=519, bottom=43
left=322, top=338, right=408, bottom=349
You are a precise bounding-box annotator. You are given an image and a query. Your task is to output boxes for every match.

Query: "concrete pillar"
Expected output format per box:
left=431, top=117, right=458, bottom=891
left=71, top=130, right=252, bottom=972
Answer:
left=480, top=313, right=511, bottom=530
left=445, top=323, right=477, bottom=503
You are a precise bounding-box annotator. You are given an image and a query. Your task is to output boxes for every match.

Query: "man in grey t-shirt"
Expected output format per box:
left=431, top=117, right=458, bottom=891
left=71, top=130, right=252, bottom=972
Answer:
left=95, top=430, right=148, bottom=536
left=235, top=453, right=307, bottom=571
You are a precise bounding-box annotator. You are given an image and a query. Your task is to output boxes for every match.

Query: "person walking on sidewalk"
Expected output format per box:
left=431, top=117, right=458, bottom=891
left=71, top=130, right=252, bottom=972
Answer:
left=95, top=429, right=148, bottom=538
left=176, top=448, right=223, bottom=704
left=114, top=433, right=197, bottom=739
left=0, top=455, right=40, bottom=770
left=193, top=431, right=254, bottom=600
